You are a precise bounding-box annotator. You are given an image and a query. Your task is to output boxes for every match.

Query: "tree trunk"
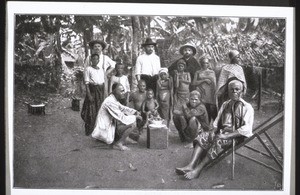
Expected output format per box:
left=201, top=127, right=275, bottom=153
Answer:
left=83, top=27, right=93, bottom=58
left=131, top=16, right=142, bottom=91
left=147, top=16, right=151, bottom=37
left=131, top=16, right=142, bottom=66
left=53, top=32, right=62, bottom=92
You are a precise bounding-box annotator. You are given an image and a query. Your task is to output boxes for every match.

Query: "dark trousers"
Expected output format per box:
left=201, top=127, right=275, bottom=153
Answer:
left=140, top=74, right=158, bottom=95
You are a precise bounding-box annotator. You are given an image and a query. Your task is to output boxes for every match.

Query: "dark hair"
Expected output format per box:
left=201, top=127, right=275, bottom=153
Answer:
left=138, top=79, right=146, bottom=84
left=91, top=53, right=99, bottom=59
left=147, top=88, right=154, bottom=93
left=199, top=57, right=209, bottom=64
left=112, top=83, right=122, bottom=92
left=115, top=62, right=124, bottom=67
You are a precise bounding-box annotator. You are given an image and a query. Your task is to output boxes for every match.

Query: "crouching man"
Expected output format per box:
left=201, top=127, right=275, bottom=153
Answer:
left=91, top=83, right=142, bottom=151
left=175, top=78, right=254, bottom=179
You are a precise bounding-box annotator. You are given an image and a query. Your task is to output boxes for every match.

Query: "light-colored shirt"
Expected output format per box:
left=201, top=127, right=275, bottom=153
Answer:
left=109, top=75, right=130, bottom=93
left=83, top=54, right=116, bottom=84
left=135, top=53, right=161, bottom=76
left=213, top=98, right=254, bottom=138
left=91, top=94, right=137, bottom=144
left=84, top=66, right=104, bottom=85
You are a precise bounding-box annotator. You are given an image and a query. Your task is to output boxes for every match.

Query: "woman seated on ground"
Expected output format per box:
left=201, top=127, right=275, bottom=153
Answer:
left=173, top=90, right=210, bottom=148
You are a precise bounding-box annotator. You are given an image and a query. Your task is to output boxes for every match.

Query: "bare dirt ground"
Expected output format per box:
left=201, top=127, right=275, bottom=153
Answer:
left=12, top=89, right=284, bottom=191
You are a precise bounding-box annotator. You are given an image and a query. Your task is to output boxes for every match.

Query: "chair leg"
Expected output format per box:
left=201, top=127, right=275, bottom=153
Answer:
left=232, top=139, right=235, bottom=180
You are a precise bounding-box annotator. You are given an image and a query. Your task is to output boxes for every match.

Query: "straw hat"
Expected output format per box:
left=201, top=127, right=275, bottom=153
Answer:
left=179, top=44, right=197, bottom=55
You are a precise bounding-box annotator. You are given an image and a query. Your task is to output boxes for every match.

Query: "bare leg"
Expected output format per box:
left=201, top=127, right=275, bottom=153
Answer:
left=184, top=156, right=210, bottom=180
left=184, top=142, right=194, bottom=149
left=114, top=124, right=136, bottom=151
left=175, top=145, right=203, bottom=175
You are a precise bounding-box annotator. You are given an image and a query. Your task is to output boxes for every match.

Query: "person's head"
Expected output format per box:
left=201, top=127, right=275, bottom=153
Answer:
left=228, top=79, right=244, bottom=101
left=90, top=54, right=99, bottom=66
left=228, top=50, right=241, bottom=64
left=146, top=89, right=154, bottom=99
left=89, top=40, right=107, bottom=54
left=112, top=83, right=126, bottom=101
left=189, top=90, right=201, bottom=108
left=199, top=57, right=210, bottom=70
left=115, top=63, right=125, bottom=76
left=137, top=79, right=146, bottom=93
left=142, top=38, right=157, bottom=55
left=177, top=59, right=186, bottom=72
left=179, top=44, right=196, bottom=58
left=159, top=68, right=169, bottom=80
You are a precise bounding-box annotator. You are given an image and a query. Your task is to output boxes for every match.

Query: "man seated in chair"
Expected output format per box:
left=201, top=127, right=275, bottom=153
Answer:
left=175, top=78, right=254, bottom=180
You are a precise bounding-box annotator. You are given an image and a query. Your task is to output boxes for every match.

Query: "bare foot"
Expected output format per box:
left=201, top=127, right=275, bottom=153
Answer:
left=175, top=166, right=193, bottom=175
left=184, top=142, right=194, bottom=149
left=113, top=143, right=131, bottom=151
left=184, top=169, right=201, bottom=180
left=125, top=137, right=138, bottom=144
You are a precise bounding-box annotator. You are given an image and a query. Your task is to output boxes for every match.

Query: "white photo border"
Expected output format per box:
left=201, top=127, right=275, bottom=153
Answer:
left=6, top=2, right=295, bottom=195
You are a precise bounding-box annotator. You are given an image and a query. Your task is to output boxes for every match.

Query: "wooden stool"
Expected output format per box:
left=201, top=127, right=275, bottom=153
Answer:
left=26, top=103, right=46, bottom=115
left=147, top=124, right=168, bottom=149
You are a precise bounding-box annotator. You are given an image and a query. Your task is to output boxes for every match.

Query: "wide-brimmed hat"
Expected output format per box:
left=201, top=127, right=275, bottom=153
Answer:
left=141, top=37, right=157, bottom=47
left=89, top=40, right=107, bottom=50
left=228, top=50, right=240, bottom=59
left=179, top=44, right=197, bottom=55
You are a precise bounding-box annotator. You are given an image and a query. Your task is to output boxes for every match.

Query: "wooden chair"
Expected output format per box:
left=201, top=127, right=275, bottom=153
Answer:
left=205, top=111, right=284, bottom=179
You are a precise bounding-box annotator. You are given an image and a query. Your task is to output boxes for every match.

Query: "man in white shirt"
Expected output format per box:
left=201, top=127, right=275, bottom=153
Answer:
left=135, top=37, right=161, bottom=95
left=92, top=83, right=142, bottom=151
left=84, top=40, right=116, bottom=98
left=175, top=78, right=254, bottom=179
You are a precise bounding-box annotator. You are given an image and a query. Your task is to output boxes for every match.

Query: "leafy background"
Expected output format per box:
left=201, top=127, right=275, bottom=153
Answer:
left=14, top=15, right=285, bottom=102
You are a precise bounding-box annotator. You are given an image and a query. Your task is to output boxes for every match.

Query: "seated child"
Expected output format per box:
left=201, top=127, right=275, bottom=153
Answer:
left=141, top=89, right=160, bottom=128
left=109, top=62, right=130, bottom=105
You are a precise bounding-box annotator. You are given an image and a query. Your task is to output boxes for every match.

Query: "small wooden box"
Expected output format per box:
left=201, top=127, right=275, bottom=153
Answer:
left=147, top=125, right=168, bottom=149
left=27, top=103, right=46, bottom=115
left=71, top=97, right=81, bottom=111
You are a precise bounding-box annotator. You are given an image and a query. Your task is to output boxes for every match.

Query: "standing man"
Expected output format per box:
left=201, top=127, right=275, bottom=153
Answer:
left=84, top=40, right=116, bottom=98
left=135, top=37, right=161, bottom=95
left=168, top=43, right=201, bottom=90
left=91, top=83, right=142, bottom=151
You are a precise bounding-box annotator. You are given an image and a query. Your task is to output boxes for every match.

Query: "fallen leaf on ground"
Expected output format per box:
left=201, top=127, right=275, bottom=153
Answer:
left=129, top=163, right=137, bottom=171
left=212, top=183, right=225, bottom=189
left=115, top=169, right=126, bottom=172
left=85, top=185, right=99, bottom=189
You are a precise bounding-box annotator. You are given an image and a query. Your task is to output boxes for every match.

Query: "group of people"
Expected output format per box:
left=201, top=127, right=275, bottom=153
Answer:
left=80, top=37, right=254, bottom=179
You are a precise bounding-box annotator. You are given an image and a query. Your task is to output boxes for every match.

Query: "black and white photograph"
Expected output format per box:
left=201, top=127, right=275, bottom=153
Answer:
left=6, top=2, right=295, bottom=195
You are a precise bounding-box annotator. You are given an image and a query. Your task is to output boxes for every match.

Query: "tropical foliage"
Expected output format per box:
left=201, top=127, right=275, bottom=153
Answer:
left=14, top=15, right=285, bottom=97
